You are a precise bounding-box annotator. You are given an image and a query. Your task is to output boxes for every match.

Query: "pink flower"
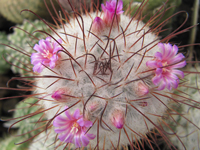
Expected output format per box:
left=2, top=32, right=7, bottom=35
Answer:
left=146, top=43, right=186, bottom=91
left=31, top=37, right=63, bottom=73
left=101, top=0, right=123, bottom=25
left=53, top=107, right=96, bottom=148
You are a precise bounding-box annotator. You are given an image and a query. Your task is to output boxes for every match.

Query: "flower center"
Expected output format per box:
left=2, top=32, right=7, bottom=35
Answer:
left=162, top=61, right=169, bottom=72
left=42, top=50, right=52, bottom=59
left=71, top=122, right=80, bottom=133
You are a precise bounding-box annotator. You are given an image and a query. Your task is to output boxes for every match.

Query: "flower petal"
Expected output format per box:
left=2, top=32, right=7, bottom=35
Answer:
left=154, top=52, right=163, bottom=60
left=73, top=109, right=81, bottom=119
left=157, top=79, right=166, bottom=91
left=146, top=60, right=157, bottom=68
left=81, top=135, right=89, bottom=147
left=74, top=136, right=82, bottom=148
left=170, top=61, right=186, bottom=69
left=152, top=75, right=162, bottom=86
left=171, top=69, right=184, bottom=78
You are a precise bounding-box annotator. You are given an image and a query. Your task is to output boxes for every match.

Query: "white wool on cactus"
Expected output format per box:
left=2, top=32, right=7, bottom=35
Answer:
left=35, top=14, right=167, bottom=148
left=30, top=0, right=186, bottom=149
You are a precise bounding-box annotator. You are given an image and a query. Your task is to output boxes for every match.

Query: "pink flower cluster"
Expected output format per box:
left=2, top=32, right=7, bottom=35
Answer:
left=146, top=43, right=186, bottom=90
left=92, top=0, right=123, bottom=32
left=53, top=107, right=95, bottom=148
left=101, top=0, right=123, bottom=25
left=31, top=37, right=63, bottom=73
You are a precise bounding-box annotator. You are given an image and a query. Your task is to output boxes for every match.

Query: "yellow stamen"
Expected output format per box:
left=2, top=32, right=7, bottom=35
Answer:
left=42, top=50, right=52, bottom=59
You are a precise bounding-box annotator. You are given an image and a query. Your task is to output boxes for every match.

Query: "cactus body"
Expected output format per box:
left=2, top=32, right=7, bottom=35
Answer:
left=13, top=98, right=45, bottom=139
left=169, top=67, right=200, bottom=150
left=36, top=13, right=170, bottom=149
left=0, top=32, right=10, bottom=74
left=124, top=0, right=182, bottom=35
left=0, top=0, right=59, bottom=23
left=0, top=135, right=29, bottom=150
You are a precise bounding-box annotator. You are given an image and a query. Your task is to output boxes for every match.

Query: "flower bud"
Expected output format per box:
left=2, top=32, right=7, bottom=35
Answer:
left=110, top=109, right=125, bottom=129
left=136, top=82, right=149, bottom=97
left=51, top=88, right=70, bottom=102
left=91, top=17, right=105, bottom=33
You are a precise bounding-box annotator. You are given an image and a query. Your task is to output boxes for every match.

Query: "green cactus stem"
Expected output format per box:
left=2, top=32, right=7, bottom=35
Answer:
left=0, top=0, right=60, bottom=24
left=13, top=97, right=46, bottom=139
left=123, top=0, right=182, bottom=35
left=0, top=32, right=10, bottom=74
left=0, top=134, right=29, bottom=150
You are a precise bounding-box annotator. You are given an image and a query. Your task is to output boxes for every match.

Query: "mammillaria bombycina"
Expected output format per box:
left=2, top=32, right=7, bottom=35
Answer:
left=2, top=0, right=200, bottom=149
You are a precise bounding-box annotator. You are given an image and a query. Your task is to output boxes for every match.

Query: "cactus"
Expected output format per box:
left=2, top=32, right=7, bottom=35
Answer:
left=0, top=134, right=29, bottom=150
left=5, top=19, right=50, bottom=75
left=58, top=0, right=94, bottom=11
left=124, top=0, right=181, bottom=23
left=29, top=129, right=81, bottom=150
left=0, top=0, right=60, bottom=24
left=29, top=130, right=66, bottom=150
left=123, top=0, right=182, bottom=35
left=1, top=0, right=199, bottom=149
left=1, top=98, right=45, bottom=150
left=168, top=66, right=200, bottom=149
left=0, top=32, right=10, bottom=74
left=13, top=97, right=46, bottom=139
